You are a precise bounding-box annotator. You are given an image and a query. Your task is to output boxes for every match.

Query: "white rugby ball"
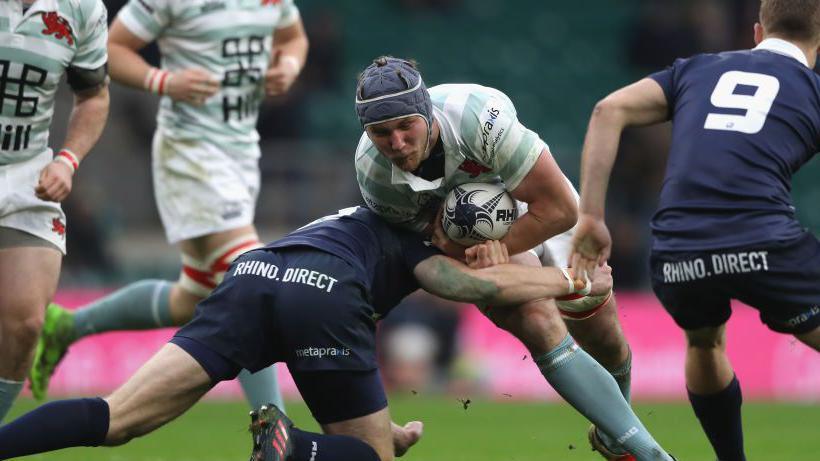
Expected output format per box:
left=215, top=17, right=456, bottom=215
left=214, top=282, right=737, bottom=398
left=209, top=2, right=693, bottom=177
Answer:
left=442, top=182, right=517, bottom=246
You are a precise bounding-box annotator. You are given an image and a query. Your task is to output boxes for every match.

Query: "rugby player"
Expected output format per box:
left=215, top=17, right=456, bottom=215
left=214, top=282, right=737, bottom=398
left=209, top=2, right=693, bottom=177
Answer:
left=0, top=207, right=675, bottom=461
left=0, top=0, right=109, bottom=422
left=570, top=1, right=820, bottom=459
left=29, top=0, right=308, bottom=411
left=354, top=56, right=639, bottom=458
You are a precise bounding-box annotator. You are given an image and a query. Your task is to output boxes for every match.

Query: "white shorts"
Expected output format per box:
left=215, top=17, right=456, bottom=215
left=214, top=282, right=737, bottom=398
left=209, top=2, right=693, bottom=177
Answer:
left=152, top=131, right=261, bottom=243
left=517, top=174, right=579, bottom=269
left=0, top=151, right=66, bottom=254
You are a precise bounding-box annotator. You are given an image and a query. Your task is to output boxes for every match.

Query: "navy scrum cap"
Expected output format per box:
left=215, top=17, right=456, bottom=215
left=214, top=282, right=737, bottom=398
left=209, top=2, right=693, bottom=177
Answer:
left=355, top=57, right=433, bottom=130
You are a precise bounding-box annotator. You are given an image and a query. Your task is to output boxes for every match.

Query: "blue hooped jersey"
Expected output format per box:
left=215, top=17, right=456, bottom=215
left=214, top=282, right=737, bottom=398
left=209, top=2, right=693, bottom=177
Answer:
left=649, top=38, right=820, bottom=251
left=265, top=207, right=440, bottom=316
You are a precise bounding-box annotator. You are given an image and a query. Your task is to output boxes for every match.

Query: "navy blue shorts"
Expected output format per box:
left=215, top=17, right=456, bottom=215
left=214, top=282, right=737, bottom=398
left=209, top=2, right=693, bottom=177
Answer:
left=650, top=232, right=820, bottom=334
left=171, top=247, right=387, bottom=423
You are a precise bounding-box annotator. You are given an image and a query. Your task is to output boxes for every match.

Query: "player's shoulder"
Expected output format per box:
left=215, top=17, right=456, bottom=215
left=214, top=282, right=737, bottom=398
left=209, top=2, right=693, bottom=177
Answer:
left=429, top=83, right=515, bottom=117
left=354, top=132, right=392, bottom=179
left=63, top=0, right=106, bottom=21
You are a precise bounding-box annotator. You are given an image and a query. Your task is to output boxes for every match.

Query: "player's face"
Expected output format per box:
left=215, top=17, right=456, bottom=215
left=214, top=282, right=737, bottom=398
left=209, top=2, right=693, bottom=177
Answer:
left=366, top=116, right=429, bottom=172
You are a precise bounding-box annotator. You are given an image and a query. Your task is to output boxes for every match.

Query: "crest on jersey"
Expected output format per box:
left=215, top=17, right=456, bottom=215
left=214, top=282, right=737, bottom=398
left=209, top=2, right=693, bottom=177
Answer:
left=443, top=186, right=503, bottom=242
left=261, top=0, right=281, bottom=5
left=458, top=159, right=492, bottom=178
left=41, top=12, right=74, bottom=46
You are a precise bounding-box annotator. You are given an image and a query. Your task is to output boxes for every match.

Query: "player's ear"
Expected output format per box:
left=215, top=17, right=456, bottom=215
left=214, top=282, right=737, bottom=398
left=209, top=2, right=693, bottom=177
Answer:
left=753, top=22, right=764, bottom=45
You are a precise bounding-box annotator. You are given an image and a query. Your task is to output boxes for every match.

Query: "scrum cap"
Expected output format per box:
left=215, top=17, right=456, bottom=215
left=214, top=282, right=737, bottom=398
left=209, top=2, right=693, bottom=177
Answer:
left=355, top=57, right=433, bottom=130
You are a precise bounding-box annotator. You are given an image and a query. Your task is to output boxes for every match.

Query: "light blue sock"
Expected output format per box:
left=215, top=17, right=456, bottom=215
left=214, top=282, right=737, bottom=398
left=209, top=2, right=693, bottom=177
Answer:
left=0, top=378, right=24, bottom=423
left=238, top=366, right=285, bottom=413
left=535, top=335, right=671, bottom=461
left=73, top=280, right=173, bottom=339
left=597, top=348, right=634, bottom=453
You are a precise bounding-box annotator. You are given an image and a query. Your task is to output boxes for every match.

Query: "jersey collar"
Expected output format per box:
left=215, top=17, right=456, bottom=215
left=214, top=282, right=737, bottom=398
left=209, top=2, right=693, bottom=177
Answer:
left=754, top=38, right=809, bottom=67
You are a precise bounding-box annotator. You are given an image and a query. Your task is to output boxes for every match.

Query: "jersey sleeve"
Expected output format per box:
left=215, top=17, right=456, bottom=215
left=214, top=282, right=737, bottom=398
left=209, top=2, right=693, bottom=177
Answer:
left=649, top=57, right=689, bottom=119
left=71, top=0, right=108, bottom=69
left=397, top=227, right=442, bottom=271
left=275, top=0, right=301, bottom=29
left=464, top=90, right=546, bottom=190
left=116, top=0, right=172, bottom=43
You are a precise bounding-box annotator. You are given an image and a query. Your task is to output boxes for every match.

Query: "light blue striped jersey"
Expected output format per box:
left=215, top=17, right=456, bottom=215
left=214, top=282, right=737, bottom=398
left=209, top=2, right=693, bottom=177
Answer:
left=355, top=83, right=547, bottom=232
left=117, top=0, right=300, bottom=151
left=0, top=0, right=107, bottom=165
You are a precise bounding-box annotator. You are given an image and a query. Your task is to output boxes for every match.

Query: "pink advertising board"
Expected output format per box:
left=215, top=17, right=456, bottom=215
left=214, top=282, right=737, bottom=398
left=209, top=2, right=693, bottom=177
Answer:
left=41, top=291, right=818, bottom=401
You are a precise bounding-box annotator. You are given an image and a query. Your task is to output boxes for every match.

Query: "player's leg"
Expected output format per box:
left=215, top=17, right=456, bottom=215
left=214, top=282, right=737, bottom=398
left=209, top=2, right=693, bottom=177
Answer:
left=650, top=249, right=744, bottom=461
left=0, top=241, right=61, bottom=422
left=0, top=343, right=214, bottom=458
left=482, top=253, right=673, bottom=461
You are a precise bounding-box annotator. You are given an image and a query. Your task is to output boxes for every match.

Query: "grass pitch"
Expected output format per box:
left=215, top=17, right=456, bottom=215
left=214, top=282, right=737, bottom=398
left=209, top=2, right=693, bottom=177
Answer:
left=8, top=396, right=817, bottom=460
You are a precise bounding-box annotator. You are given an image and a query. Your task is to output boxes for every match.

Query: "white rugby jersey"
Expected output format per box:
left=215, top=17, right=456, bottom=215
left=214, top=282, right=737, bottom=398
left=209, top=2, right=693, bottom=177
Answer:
left=0, top=0, right=107, bottom=165
left=355, top=83, right=547, bottom=233
left=117, top=0, right=300, bottom=150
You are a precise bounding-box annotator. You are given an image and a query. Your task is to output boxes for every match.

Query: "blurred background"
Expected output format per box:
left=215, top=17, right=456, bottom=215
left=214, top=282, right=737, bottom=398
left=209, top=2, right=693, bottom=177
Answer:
left=44, top=0, right=818, bottom=401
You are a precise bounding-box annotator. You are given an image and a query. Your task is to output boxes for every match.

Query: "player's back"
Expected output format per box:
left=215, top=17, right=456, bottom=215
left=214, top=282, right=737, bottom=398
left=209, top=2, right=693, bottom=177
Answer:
left=265, top=207, right=438, bottom=316
left=650, top=39, right=820, bottom=251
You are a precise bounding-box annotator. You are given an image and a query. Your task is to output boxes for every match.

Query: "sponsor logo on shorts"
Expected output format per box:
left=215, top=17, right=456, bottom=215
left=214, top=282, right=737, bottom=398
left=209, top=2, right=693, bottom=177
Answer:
left=295, top=346, right=351, bottom=358
left=785, top=306, right=820, bottom=328
left=662, top=250, right=769, bottom=284
left=233, top=261, right=338, bottom=293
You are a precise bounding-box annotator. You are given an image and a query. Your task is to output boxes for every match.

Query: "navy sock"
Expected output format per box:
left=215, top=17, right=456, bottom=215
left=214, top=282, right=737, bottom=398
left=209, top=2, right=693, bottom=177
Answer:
left=688, top=376, right=745, bottom=461
left=289, top=427, right=380, bottom=461
left=0, top=397, right=109, bottom=459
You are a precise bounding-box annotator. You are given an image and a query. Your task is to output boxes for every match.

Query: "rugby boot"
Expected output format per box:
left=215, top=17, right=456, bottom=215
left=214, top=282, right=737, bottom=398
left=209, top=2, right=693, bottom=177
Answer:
left=249, top=404, right=294, bottom=461
left=588, top=424, right=637, bottom=461
left=29, top=303, right=76, bottom=400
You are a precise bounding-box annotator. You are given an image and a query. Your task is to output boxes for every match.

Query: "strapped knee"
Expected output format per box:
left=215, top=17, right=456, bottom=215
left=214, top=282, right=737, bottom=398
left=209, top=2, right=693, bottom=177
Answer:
left=178, top=235, right=261, bottom=297
left=556, top=290, right=613, bottom=320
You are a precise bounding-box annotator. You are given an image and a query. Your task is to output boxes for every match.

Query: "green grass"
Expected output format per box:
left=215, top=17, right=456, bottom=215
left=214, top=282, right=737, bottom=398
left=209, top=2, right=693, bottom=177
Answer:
left=7, top=397, right=818, bottom=460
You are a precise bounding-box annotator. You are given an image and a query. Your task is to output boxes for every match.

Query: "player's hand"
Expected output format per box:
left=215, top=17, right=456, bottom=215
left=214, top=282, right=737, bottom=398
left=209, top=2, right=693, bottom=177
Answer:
left=568, top=213, right=612, bottom=278
left=392, top=420, right=423, bottom=457
left=588, top=262, right=613, bottom=297
left=431, top=206, right=467, bottom=260
left=35, top=160, right=73, bottom=202
left=265, top=50, right=300, bottom=97
left=465, top=240, right=509, bottom=269
left=165, top=68, right=220, bottom=106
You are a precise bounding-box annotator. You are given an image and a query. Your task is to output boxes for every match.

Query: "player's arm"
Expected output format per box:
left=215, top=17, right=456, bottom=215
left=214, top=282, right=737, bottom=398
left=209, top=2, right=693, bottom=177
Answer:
left=570, top=78, right=668, bottom=274
left=413, top=242, right=587, bottom=307
left=265, top=19, right=308, bottom=96
left=107, top=19, right=218, bottom=105
left=36, top=76, right=110, bottom=202
left=502, top=147, right=578, bottom=255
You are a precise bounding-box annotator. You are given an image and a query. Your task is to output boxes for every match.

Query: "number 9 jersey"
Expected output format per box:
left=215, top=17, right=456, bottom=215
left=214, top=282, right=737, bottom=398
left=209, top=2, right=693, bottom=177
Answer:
left=117, top=0, right=300, bottom=150
left=648, top=38, right=820, bottom=252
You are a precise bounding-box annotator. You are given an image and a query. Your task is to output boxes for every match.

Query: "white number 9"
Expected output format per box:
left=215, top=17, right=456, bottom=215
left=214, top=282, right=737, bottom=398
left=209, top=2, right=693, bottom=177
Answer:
left=704, top=71, right=780, bottom=134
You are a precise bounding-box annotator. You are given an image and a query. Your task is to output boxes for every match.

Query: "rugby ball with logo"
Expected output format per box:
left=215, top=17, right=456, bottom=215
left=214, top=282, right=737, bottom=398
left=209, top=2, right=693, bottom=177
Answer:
left=442, top=182, right=517, bottom=246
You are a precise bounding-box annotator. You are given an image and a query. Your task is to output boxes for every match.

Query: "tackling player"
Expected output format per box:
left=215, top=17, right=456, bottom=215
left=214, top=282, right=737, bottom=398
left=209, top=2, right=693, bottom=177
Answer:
left=29, top=0, right=308, bottom=412
left=0, top=207, right=675, bottom=461
left=354, top=57, right=638, bottom=458
left=0, top=0, right=109, bottom=421
left=570, top=1, right=820, bottom=460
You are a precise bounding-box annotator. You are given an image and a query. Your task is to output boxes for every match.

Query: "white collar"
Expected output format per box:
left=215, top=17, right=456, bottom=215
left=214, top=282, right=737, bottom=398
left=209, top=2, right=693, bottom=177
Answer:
left=754, top=38, right=809, bottom=67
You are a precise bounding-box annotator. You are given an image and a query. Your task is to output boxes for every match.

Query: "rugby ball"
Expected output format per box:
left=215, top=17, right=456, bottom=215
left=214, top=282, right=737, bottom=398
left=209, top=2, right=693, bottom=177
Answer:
left=442, top=182, right=517, bottom=246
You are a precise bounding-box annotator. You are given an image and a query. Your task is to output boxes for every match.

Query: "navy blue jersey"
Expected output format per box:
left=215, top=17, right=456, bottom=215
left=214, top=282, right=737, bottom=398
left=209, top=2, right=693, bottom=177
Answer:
left=266, top=207, right=440, bottom=316
left=649, top=39, right=820, bottom=251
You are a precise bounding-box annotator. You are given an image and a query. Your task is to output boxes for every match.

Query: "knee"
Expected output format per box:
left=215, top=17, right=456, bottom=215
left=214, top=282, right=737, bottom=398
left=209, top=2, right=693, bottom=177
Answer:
left=686, top=328, right=726, bottom=350
left=0, top=304, right=45, bottom=348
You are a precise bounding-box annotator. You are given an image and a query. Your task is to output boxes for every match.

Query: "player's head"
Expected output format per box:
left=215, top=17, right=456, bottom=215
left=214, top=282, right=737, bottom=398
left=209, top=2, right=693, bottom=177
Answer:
left=757, top=0, right=820, bottom=45
left=356, top=56, right=434, bottom=172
